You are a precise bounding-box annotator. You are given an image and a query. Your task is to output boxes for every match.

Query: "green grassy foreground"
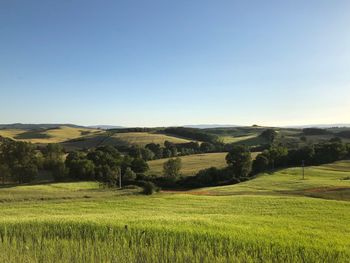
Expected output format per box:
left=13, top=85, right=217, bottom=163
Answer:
left=0, top=162, right=349, bottom=262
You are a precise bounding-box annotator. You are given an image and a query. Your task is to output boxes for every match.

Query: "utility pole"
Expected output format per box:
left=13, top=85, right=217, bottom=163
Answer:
left=302, top=160, right=305, bottom=180
left=119, top=167, right=122, bottom=189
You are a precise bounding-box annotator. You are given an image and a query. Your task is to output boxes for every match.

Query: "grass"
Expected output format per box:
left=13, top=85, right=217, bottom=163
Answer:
left=219, top=134, right=260, bottom=144
left=0, top=161, right=349, bottom=262
left=147, top=152, right=228, bottom=176
left=195, top=160, right=350, bottom=200
left=62, top=131, right=193, bottom=151
left=111, top=132, right=192, bottom=146
left=148, top=152, right=260, bottom=177
left=0, top=129, right=25, bottom=139
left=0, top=126, right=102, bottom=144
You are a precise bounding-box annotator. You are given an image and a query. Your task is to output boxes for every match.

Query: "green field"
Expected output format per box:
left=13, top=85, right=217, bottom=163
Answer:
left=194, top=161, right=350, bottom=200
left=147, top=152, right=228, bottom=176
left=1, top=161, right=349, bottom=262
left=148, top=152, right=260, bottom=177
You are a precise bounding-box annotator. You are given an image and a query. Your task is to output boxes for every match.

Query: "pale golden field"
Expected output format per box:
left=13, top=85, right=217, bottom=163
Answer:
left=111, top=132, right=192, bottom=146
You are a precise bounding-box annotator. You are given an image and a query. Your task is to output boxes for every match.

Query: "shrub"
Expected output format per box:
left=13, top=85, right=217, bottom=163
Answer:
left=142, top=181, right=158, bottom=195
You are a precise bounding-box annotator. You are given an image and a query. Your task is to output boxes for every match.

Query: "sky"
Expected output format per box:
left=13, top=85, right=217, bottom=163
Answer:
left=1, top=0, right=350, bottom=127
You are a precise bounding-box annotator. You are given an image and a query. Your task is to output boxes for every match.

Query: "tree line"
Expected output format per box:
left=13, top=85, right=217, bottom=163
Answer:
left=148, top=138, right=350, bottom=189
left=1, top=130, right=349, bottom=193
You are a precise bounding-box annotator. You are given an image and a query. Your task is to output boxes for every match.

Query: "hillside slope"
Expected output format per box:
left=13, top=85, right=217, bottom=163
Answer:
left=0, top=161, right=349, bottom=262
left=0, top=126, right=102, bottom=144
left=194, top=160, right=350, bottom=200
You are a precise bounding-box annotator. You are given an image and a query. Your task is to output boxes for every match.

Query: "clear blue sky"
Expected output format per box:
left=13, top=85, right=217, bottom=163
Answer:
left=1, top=0, right=349, bottom=127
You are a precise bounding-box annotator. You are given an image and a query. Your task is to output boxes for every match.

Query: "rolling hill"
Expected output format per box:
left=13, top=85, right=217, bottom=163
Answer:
left=147, top=152, right=260, bottom=177
left=0, top=126, right=102, bottom=144
left=1, top=124, right=350, bottom=153
left=147, top=152, right=228, bottom=176
left=0, top=161, right=349, bottom=262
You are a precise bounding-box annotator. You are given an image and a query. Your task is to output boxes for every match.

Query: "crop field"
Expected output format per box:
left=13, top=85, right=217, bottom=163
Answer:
left=219, top=134, right=260, bottom=144
left=0, top=161, right=349, bottom=262
left=0, top=129, right=25, bottom=139
left=0, top=126, right=102, bottom=144
left=147, top=152, right=228, bottom=176
left=61, top=132, right=193, bottom=151
left=111, top=132, right=192, bottom=146
left=147, top=152, right=260, bottom=177
left=194, top=160, right=350, bottom=200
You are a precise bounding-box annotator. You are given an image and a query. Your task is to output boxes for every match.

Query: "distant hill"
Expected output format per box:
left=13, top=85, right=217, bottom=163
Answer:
left=183, top=124, right=239, bottom=129
left=0, top=123, right=85, bottom=130
left=87, top=125, right=124, bottom=130
left=285, top=124, right=350, bottom=128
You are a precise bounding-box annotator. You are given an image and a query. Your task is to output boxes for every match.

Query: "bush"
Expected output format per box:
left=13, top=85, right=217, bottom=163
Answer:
left=131, top=158, right=149, bottom=173
left=142, top=181, right=158, bottom=195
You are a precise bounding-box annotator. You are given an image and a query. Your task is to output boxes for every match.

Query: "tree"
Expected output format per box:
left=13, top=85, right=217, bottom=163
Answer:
left=44, top=144, right=64, bottom=163
left=128, top=146, right=143, bottom=159
left=131, top=158, right=149, bottom=173
left=121, top=155, right=133, bottom=174
left=329, top=137, right=342, bottom=143
left=0, top=140, right=39, bottom=183
left=105, top=166, right=121, bottom=187
left=225, top=146, right=252, bottom=178
left=163, top=158, right=182, bottom=177
left=13, top=162, right=38, bottom=183
left=65, top=152, right=95, bottom=180
left=43, top=144, right=66, bottom=181
left=260, top=129, right=277, bottom=144
left=0, top=164, right=10, bottom=185
left=288, top=146, right=314, bottom=166
left=140, top=148, right=155, bottom=161
left=313, top=142, right=347, bottom=164
left=266, top=146, right=288, bottom=168
left=51, top=161, right=67, bottom=181
left=164, top=141, right=178, bottom=156
left=302, top=128, right=329, bottom=136
left=200, top=142, right=215, bottom=153
left=145, top=143, right=163, bottom=159
left=123, top=167, right=136, bottom=181
left=162, top=149, right=172, bottom=158
left=252, top=154, right=269, bottom=174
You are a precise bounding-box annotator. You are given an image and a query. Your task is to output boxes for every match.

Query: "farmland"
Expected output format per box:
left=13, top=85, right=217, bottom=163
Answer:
left=147, top=152, right=260, bottom=177
left=1, top=161, right=349, bottom=262
left=147, top=152, right=228, bottom=176
left=0, top=126, right=102, bottom=144
left=196, top=160, right=350, bottom=200
left=111, top=132, right=192, bottom=146
left=61, top=131, right=194, bottom=150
